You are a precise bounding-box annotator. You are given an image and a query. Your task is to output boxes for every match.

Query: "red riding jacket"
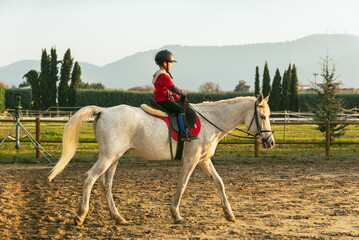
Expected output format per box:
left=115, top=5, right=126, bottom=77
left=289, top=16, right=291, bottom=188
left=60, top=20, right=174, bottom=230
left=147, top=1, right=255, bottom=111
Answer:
left=152, top=70, right=186, bottom=102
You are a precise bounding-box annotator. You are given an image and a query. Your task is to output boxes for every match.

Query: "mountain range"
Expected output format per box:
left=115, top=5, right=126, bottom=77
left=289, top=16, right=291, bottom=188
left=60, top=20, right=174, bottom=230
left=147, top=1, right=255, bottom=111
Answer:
left=1, top=34, right=359, bottom=91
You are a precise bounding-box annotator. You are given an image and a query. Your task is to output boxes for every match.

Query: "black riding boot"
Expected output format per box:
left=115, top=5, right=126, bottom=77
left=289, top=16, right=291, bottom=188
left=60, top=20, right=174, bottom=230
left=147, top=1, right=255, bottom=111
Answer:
left=178, top=113, right=198, bottom=141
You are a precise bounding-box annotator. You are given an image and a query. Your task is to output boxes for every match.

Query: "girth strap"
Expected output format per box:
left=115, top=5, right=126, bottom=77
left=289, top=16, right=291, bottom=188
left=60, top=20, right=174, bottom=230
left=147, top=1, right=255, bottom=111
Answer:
left=168, top=113, right=184, bottom=161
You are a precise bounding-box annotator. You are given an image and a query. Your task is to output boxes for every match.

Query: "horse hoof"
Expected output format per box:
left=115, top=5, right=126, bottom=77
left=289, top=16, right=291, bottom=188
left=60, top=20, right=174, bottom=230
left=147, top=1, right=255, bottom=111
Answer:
left=116, top=219, right=129, bottom=226
left=174, top=218, right=184, bottom=224
left=74, top=216, right=83, bottom=226
left=225, top=214, right=236, bottom=223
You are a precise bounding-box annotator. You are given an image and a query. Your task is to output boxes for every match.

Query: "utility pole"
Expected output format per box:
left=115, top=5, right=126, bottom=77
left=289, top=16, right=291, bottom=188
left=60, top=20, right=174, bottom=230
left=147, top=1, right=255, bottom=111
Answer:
left=313, top=73, right=319, bottom=85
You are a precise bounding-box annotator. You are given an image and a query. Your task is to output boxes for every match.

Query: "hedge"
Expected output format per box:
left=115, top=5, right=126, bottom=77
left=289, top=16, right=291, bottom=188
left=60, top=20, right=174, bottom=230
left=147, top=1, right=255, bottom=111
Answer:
left=75, top=91, right=359, bottom=111
left=4, top=88, right=359, bottom=112
left=5, top=89, right=32, bottom=110
left=0, top=87, right=5, bottom=113
left=75, top=90, right=253, bottom=107
left=298, top=93, right=359, bottom=112
left=75, top=90, right=154, bottom=107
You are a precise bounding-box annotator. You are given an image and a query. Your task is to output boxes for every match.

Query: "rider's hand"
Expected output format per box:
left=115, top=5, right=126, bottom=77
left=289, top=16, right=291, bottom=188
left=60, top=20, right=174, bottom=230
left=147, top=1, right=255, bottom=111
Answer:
left=180, top=95, right=188, bottom=104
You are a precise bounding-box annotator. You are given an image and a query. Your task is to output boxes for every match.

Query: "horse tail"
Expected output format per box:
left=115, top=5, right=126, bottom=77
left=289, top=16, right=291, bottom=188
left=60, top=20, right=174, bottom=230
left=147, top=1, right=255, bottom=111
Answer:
left=48, top=106, right=103, bottom=182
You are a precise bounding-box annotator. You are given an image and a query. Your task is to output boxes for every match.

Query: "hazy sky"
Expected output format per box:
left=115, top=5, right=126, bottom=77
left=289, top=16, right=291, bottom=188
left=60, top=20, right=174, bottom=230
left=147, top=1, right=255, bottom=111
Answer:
left=1, top=0, right=358, bottom=67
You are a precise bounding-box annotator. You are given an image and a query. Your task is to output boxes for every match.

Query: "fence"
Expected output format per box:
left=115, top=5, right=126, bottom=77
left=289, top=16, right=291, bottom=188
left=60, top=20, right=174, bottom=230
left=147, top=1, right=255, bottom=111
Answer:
left=2, top=106, right=81, bottom=119
left=1, top=117, right=359, bottom=159
left=270, top=108, right=359, bottom=121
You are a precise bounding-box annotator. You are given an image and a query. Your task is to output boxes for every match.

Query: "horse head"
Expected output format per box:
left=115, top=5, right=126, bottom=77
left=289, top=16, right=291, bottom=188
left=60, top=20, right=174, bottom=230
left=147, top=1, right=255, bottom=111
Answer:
left=245, top=93, right=275, bottom=149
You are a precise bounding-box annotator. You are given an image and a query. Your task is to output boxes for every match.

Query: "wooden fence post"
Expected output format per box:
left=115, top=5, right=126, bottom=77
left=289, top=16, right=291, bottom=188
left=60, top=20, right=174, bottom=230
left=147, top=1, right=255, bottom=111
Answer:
left=325, top=121, right=330, bottom=157
left=36, top=117, right=41, bottom=159
left=254, top=139, right=260, bottom=157
left=283, top=110, right=287, bottom=140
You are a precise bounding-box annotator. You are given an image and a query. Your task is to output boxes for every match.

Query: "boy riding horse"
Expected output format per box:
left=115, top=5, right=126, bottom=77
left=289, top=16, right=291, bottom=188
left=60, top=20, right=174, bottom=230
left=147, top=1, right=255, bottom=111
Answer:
left=153, top=50, right=198, bottom=141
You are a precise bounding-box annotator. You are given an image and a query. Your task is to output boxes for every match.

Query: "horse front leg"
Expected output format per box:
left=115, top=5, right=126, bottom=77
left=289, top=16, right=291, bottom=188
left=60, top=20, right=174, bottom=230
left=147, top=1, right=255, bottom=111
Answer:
left=99, top=160, right=128, bottom=225
left=170, top=157, right=199, bottom=224
left=198, top=158, right=236, bottom=222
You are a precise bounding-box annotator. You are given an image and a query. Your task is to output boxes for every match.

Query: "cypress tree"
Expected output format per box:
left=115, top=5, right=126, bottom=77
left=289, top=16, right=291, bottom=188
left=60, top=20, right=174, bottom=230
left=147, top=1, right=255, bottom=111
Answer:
left=38, top=49, right=50, bottom=109
left=254, top=66, right=260, bottom=96
left=280, top=64, right=292, bottom=110
left=58, top=49, right=73, bottom=107
left=270, top=68, right=281, bottom=111
left=23, top=70, right=39, bottom=109
left=68, top=62, right=82, bottom=106
left=48, top=47, right=59, bottom=107
left=280, top=70, right=289, bottom=110
left=262, top=62, right=271, bottom=97
left=289, top=64, right=299, bottom=111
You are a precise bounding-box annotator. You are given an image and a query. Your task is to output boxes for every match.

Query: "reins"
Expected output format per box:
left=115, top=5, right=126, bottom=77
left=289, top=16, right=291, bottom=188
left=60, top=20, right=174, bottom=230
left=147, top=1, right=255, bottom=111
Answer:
left=185, top=100, right=274, bottom=142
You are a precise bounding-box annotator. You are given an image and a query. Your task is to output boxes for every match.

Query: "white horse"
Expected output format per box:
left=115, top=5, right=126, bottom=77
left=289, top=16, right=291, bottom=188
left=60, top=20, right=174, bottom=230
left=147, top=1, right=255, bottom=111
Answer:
left=48, top=93, right=274, bottom=225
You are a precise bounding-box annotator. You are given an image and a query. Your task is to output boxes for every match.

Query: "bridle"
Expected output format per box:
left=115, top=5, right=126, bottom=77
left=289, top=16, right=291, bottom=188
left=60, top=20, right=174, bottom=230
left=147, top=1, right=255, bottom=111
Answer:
left=187, top=101, right=274, bottom=144
left=244, top=102, right=274, bottom=144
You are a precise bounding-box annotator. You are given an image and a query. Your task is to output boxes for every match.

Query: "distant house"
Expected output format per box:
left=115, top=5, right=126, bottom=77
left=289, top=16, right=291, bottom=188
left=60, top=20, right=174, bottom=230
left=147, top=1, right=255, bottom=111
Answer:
left=298, top=84, right=312, bottom=92
left=316, top=82, right=343, bottom=89
left=18, top=86, right=31, bottom=90
left=298, top=82, right=357, bottom=93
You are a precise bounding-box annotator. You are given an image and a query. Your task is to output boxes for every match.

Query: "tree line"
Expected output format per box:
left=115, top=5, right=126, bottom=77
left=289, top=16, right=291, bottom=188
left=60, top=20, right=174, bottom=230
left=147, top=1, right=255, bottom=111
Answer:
left=255, top=62, right=299, bottom=111
left=22, top=48, right=83, bottom=110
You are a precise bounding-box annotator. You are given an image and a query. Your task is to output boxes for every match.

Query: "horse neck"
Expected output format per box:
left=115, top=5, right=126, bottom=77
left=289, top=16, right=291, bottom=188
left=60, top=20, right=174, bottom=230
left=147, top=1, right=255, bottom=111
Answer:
left=195, top=97, right=255, bottom=133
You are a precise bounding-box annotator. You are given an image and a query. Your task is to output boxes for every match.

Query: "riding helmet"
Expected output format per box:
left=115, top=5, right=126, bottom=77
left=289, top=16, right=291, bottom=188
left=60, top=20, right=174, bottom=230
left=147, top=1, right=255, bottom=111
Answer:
left=155, top=49, right=177, bottom=65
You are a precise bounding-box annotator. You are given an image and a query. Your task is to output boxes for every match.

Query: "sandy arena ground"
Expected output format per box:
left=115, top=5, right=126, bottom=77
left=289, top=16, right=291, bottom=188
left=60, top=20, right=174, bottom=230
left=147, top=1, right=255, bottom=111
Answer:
left=1, top=160, right=359, bottom=239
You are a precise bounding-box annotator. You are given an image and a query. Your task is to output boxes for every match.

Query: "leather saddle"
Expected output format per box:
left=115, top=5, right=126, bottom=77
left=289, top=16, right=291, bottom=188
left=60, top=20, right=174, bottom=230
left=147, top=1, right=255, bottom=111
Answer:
left=141, top=99, right=201, bottom=161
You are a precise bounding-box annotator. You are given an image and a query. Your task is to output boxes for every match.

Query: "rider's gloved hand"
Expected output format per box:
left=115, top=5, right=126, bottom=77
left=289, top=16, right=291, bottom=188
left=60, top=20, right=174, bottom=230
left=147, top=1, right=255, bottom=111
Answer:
left=180, top=95, right=188, bottom=104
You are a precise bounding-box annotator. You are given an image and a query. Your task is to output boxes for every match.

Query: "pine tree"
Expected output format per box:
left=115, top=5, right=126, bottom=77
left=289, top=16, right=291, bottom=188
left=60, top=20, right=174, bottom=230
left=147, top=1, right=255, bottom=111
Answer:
left=254, top=66, right=260, bottom=96
left=262, top=62, right=271, bottom=97
left=38, top=49, right=50, bottom=109
left=270, top=68, right=281, bottom=111
left=58, top=49, right=73, bottom=107
left=311, top=55, right=347, bottom=140
left=48, top=47, right=59, bottom=107
left=68, top=62, right=82, bottom=106
left=289, top=64, right=299, bottom=111
left=23, top=70, right=39, bottom=109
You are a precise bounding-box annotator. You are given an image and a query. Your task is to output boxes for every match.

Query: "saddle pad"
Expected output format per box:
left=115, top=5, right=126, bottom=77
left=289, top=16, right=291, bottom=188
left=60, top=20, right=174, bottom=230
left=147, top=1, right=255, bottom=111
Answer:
left=156, top=115, right=201, bottom=141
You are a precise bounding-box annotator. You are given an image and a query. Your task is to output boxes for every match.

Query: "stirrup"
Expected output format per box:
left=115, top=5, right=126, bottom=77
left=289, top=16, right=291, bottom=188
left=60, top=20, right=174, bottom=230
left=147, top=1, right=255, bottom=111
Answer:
left=181, top=131, right=198, bottom=142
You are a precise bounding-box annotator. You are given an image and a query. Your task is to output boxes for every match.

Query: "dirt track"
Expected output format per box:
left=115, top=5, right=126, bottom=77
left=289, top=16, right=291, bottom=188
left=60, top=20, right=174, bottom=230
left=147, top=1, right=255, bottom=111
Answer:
left=1, top=160, right=359, bottom=239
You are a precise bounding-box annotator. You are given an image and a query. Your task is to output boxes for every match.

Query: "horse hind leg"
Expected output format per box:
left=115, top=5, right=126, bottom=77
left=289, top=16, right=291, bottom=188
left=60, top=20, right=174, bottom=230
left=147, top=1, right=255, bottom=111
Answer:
left=74, top=155, right=117, bottom=226
left=99, top=161, right=128, bottom=225
left=198, top=158, right=236, bottom=222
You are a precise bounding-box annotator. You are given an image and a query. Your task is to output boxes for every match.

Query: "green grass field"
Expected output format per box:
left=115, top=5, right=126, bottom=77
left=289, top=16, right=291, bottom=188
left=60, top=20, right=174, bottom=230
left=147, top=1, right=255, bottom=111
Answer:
left=1, top=121, right=359, bottom=163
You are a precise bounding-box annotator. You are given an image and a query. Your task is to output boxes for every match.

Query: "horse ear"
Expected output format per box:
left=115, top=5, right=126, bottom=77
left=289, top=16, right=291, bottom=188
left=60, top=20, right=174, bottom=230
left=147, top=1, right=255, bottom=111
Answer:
left=257, top=93, right=263, bottom=104
left=264, top=94, right=270, bottom=103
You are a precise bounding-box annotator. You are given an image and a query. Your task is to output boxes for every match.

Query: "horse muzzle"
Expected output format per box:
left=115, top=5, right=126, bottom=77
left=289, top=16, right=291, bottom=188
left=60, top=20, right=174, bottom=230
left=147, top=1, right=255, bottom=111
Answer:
left=261, top=135, right=275, bottom=149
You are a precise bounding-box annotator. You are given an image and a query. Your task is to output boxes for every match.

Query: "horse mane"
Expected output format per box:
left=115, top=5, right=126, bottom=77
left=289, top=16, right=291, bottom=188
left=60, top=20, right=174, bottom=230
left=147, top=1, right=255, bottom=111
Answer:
left=194, top=96, right=256, bottom=107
